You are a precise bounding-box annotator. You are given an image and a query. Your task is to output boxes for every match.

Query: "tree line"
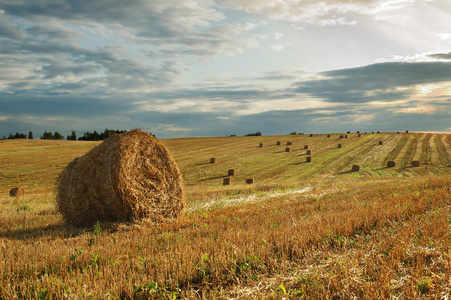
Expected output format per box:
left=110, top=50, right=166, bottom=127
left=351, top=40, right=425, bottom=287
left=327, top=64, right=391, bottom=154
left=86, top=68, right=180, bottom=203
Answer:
left=1, top=129, right=153, bottom=141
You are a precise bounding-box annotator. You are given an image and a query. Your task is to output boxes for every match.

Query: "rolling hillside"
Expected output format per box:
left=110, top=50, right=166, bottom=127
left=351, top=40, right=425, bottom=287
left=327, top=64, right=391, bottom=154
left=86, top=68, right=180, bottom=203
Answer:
left=0, top=132, right=451, bottom=299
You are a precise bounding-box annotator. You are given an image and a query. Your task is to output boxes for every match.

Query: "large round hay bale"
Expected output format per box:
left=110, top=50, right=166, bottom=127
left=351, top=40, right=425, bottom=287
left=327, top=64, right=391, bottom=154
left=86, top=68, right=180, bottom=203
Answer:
left=228, top=169, right=236, bottom=176
left=306, top=150, right=312, bottom=155
left=351, top=165, right=360, bottom=172
left=287, top=142, right=292, bottom=146
left=10, top=187, right=25, bottom=197
left=276, top=141, right=281, bottom=145
left=338, top=144, right=342, bottom=148
left=285, top=147, right=291, bottom=152
left=56, top=129, right=185, bottom=226
left=306, top=156, right=312, bottom=162
left=378, top=141, right=383, bottom=145
left=245, top=178, right=254, bottom=184
left=411, top=160, right=421, bottom=167
left=259, top=143, right=264, bottom=148
left=304, top=145, right=309, bottom=149
left=223, top=178, right=232, bottom=185
left=210, top=158, right=217, bottom=163
left=387, top=161, right=396, bottom=168
left=327, top=134, right=331, bottom=138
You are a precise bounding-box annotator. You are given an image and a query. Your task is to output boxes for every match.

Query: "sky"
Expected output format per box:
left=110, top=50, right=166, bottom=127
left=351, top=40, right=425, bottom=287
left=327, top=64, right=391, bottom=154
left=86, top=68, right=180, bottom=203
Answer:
left=1, top=0, right=451, bottom=139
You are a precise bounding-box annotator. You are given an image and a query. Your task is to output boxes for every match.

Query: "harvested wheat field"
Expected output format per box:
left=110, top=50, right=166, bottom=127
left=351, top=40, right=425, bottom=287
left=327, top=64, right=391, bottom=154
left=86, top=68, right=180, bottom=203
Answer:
left=1, top=132, right=451, bottom=299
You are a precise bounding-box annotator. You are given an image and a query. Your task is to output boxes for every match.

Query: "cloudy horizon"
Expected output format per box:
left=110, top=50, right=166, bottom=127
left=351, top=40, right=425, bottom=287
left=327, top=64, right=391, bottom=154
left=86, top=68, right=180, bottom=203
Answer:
left=1, top=0, right=451, bottom=139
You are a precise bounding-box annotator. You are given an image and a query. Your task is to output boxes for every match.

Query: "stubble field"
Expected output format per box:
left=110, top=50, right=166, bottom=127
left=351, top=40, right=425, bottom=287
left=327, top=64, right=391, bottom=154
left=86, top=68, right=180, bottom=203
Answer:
left=1, top=132, right=451, bottom=299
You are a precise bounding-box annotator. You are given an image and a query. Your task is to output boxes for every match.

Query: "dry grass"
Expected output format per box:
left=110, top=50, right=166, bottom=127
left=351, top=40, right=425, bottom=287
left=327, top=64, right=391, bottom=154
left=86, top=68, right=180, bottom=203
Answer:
left=1, top=133, right=451, bottom=298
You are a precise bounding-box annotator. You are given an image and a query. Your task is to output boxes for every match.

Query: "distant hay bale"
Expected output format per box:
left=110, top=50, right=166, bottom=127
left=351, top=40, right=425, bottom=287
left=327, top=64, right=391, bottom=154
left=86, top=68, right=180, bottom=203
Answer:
left=378, top=141, right=383, bottom=145
left=347, top=131, right=350, bottom=134
left=228, top=169, right=236, bottom=176
left=357, top=131, right=360, bottom=133
left=287, top=142, right=292, bottom=145
left=210, top=158, right=217, bottom=163
left=358, top=134, right=362, bottom=137
left=276, top=141, right=281, bottom=145
left=411, top=160, right=421, bottom=167
left=338, top=144, right=342, bottom=148
left=223, top=178, right=232, bottom=185
left=377, top=131, right=380, bottom=133
left=397, top=132, right=400, bottom=134
left=245, top=178, right=254, bottom=184
left=304, top=145, right=309, bottom=149
left=285, top=147, right=291, bottom=152
left=327, top=134, right=331, bottom=138
left=406, top=130, right=409, bottom=133
left=339, top=135, right=344, bottom=139
left=259, top=143, right=264, bottom=147
left=310, top=134, right=313, bottom=137
left=387, top=161, right=396, bottom=168
left=306, top=156, right=312, bottom=162
left=306, top=150, right=312, bottom=155
left=345, top=135, right=348, bottom=138
left=352, top=165, right=360, bottom=172
left=56, top=129, right=185, bottom=226
left=10, top=187, right=25, bottom=197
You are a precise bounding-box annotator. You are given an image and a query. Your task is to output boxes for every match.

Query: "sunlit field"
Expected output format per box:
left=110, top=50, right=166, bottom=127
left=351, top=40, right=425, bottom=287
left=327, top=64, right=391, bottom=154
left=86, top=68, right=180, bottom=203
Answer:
left=1, top=132, right=451, bottom=299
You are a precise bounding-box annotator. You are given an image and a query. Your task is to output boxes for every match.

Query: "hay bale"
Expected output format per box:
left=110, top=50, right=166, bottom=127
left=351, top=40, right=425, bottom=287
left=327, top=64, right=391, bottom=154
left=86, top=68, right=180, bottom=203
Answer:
left=223, top=178, right=232, bottom=185
left=327, top=134, right=331, bottom=138
left=345, top=135, right=348, bottom=138
left=276, top=141, right=281, bottom=145
left=378, top=141, right=383, bottom=145
left=306, top=150, right=312, bottom=155
left=411, top=160, right=421, bottom=167
left=377, top=131, right=380, bottom=133
left=245, top=178, right=254, bottom=184
left=210, top=158, right=217, bottom=163
left=338, top=144, right=342, bottom=148
left=339, top=135, right=344, bottom=139
left=285, top=147, right=291, bottom=152
left=387, top=161, right=396, bottom=168
left=10, top=187, right=25, bottom=197
left=306, top=156, right=312, bottom=162
left=358, top=134, right=362, bottom=137
left=347, top=131, right=350, bottom=134
left=56, top=129, right=185, bottom=226
left=351, top=165, right=360, bottom=172
left=287, top=142, right=292, bottom=145
left=357, top=131, right=360, bottom=133
left=259, top=143, right=264, bottom=148
left=406, top=131, right=409, bottom=133
left=228, top=169, right=236, bottom=176
left=304, top=145, right=309, bottom=149
left=310, top=134, right=313, bottom=137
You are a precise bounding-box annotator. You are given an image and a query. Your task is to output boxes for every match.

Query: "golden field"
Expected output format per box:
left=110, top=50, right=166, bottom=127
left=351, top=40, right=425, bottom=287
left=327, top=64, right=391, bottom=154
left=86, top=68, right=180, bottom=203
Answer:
left=1, top=132, right=451, bottom=299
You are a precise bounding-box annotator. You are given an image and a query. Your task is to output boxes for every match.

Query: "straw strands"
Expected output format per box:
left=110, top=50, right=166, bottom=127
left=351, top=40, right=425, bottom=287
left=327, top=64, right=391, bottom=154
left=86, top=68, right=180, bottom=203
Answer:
left=56, top=129, right=185, bottom=226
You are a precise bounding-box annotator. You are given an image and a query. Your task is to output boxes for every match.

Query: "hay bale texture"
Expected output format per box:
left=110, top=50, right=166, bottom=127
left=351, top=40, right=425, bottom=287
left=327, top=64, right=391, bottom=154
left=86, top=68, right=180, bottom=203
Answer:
left=223, top=178, right=232, bottom=185
left=210, top=158, right=217, bottom=163
left=56, top=129, right=185, bottom=226
left=285, top=147, right=291, bottom=152
left=352, top=165, right=360, bottom=172
left=10, top=187, right=25, bottom=197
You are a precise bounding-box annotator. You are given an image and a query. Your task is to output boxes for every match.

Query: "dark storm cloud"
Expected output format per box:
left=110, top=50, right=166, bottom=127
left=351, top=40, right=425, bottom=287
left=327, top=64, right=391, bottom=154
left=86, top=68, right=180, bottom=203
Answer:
left=293, top=62, right=451, bottom=103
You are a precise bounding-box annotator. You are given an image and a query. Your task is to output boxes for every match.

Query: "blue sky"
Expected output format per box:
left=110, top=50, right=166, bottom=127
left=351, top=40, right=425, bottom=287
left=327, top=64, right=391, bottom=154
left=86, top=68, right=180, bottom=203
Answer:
left=1, top=0, right=450, bottom=138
